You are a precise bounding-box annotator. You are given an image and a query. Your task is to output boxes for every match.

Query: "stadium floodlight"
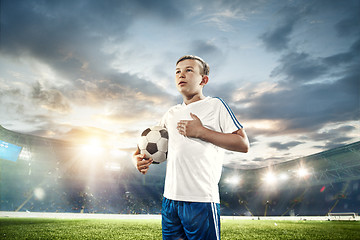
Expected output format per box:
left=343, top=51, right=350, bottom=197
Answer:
left=279, top=173, right=289, bottom=181
left=297, top=167, right=309, bottom=178
left=263, top=171, right=277, bottom=185
left=81, top=138, right=105, bottom=156
left=225, top=175, right=241, bottom=185
left=34, top=187, right=45, bottom=200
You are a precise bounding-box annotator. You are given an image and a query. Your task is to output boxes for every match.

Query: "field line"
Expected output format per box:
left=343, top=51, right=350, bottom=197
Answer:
left=1, top=211, right=358, bottom=221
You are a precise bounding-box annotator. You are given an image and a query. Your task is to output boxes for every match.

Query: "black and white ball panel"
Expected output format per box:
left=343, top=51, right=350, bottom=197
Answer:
left=138, top=126, right=168, bottom=163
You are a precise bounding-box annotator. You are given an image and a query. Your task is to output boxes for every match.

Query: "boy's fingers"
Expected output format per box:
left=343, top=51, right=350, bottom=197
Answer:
left=138, top=160, right=152, bottom=167
left=137, top=158, right=153, bottom=169
left=139, top=161, right=152, bottom=174
left=135, top=153, right=146, bottom=161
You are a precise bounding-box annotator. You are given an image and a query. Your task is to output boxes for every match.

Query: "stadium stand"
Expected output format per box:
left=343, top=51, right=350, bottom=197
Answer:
left=0, top=125, right=359, bottom=217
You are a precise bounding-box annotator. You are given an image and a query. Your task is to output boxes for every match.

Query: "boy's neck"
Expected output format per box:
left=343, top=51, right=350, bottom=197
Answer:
left=183, top=93, right=205, bottom=105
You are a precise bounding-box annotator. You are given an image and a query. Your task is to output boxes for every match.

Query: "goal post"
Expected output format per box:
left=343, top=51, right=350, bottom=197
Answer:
left=328, top=212, right=357, bottom=221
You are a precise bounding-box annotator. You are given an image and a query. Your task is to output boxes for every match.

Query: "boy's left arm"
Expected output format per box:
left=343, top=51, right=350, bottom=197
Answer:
left=177, top=113, right=249, bottom=153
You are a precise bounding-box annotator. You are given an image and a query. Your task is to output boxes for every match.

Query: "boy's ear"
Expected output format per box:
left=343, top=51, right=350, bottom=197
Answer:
left=200, top=75, right=209, bottom=86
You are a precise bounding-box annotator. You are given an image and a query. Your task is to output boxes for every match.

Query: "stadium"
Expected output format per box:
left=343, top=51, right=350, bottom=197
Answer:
left=1, top=125, right=359, bottom=239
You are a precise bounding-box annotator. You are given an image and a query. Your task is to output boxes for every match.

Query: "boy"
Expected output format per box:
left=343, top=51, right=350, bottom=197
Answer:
left=133, top=55, right=249, bottom=240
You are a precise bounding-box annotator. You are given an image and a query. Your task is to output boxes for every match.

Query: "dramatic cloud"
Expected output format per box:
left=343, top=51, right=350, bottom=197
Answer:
left=238, top=66, right=359, bottom=136
left=1, top=0, right=359, bottom=168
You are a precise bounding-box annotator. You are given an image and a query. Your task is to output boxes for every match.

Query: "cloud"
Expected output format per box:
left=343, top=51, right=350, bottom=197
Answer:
left=229, top=44, right=359, bottom=153
left=2, top=0, right=183, bottom=54
left=335, top=15, right=360, bottom=37
left=191, top=0, right=266, bottom=31
left=0, top=84, right=22, bottom=100
left=308, top=125, right=357, bottom=143
left=0, top=0, right=183, bottom=79
left=259, top=4, right=303, bottom=52
left=68, top=71, right=173, bottom=105
left=189, top=40, right=222, bottom=59
left=31, top=82, right=71, bottom=114
left=270, top=52, right=327, bottom=83
left=243, top=24, right=360, bottom=140
left=323, top=38, right=360, bottom=66
left=1, top=0, right=359, bottom=169
left=131, top=0, right=183, bottom=21
left=320, top=137, right=355, bottom=150
left=259, top=0, right=360, bottom=53
left=268, top=141, right=304, bottom=151
left=205, top=81, right=240, bottom=103
left=334, top=4, right=360, bottom=37
left=1, top=0, right=177, bottom=126
left=241, top=75, right=359, bottom=133
left=260, top=19, right=298, bottom=52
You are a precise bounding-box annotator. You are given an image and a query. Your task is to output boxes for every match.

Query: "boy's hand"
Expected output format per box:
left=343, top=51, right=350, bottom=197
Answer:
left=177, top=113, right=204, bottom=138
left=178, top=113, right=250, bottom=153
left=133, top=147, right=153, bottom=175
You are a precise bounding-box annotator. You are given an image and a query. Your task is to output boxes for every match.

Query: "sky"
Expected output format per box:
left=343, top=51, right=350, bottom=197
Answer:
left=0, top=0, right=359, bottom=169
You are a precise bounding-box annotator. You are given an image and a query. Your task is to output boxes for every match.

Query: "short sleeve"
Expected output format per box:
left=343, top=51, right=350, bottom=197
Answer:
left=216, top=97, right=243, bottom=133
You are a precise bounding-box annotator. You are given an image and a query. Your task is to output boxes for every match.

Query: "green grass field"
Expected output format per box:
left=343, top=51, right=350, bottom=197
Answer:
left=1, top=218, right=359, bottom=239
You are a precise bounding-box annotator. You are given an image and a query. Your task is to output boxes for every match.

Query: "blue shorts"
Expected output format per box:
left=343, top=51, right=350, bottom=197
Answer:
left=161, top=197, right=220, bottom=240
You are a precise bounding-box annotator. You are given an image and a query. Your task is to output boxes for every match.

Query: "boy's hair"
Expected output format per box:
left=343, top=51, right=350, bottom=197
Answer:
left=176, top=55, right=210, bottom=76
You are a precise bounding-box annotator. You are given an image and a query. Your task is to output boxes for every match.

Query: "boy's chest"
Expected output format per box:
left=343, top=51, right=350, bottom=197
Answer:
left=167, top=104, right=219, bottom=132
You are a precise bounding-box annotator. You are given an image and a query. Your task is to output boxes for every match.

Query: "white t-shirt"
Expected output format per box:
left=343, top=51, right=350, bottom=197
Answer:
left=160, top=96, right=243, bottom=203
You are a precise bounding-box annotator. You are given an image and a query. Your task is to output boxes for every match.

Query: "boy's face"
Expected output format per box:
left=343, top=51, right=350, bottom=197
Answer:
left=175, top=59, right=207, bottom=97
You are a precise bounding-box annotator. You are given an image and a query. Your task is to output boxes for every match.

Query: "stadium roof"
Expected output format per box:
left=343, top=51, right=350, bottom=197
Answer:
left=221, top=141, right=360, bottom=190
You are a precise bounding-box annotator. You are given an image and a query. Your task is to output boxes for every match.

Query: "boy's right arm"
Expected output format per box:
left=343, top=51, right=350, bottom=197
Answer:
left=133, top=147, right=153, bottom=175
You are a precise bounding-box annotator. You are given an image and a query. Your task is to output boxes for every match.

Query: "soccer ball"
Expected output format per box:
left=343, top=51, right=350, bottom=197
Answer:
left=138, top=126, right=168, bottom=164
